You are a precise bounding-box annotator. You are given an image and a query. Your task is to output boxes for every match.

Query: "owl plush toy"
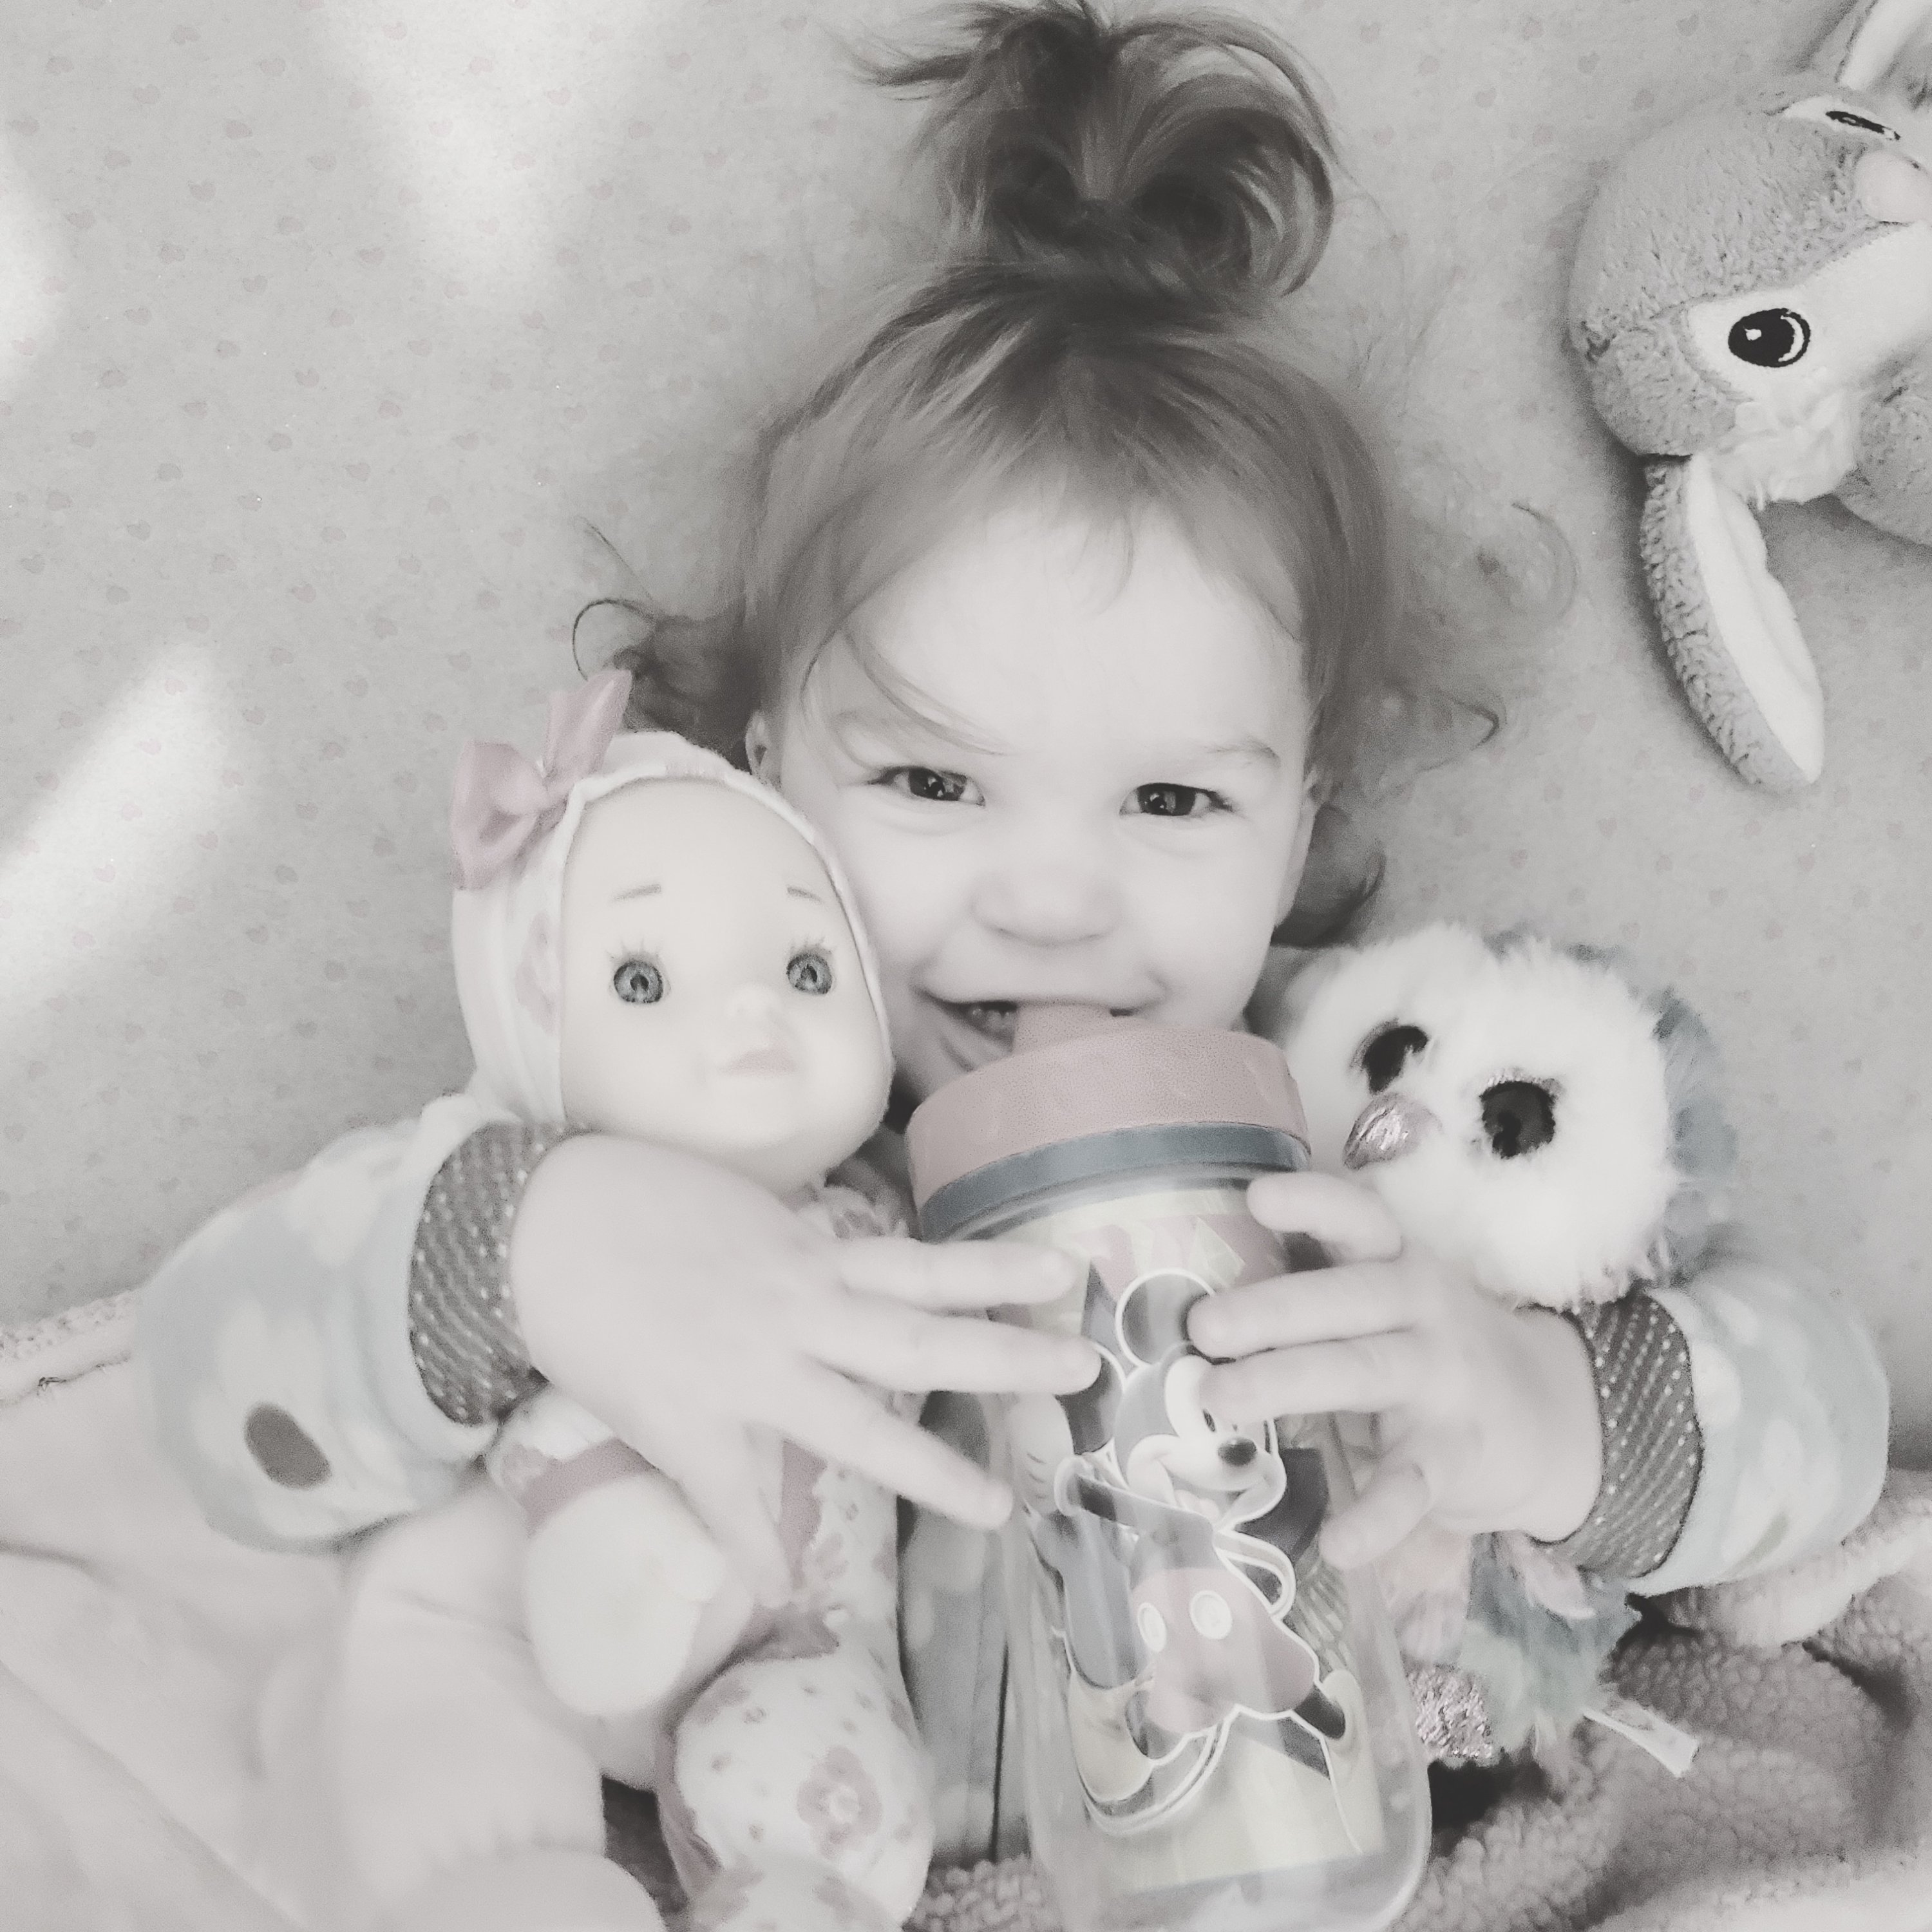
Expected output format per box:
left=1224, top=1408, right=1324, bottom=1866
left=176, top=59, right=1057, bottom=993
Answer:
left=1271, top=923, right=1738, bottom=1754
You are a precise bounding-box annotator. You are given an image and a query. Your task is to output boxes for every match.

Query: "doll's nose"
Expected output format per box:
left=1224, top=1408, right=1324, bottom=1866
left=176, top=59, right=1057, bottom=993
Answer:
left=1857, top=147, right=1932, bottom=227
left=722, top=981, right=784, bottom=1025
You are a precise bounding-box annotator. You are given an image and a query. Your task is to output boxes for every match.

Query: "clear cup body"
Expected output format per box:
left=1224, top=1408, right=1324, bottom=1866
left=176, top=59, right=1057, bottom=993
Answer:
left=952, top=1160, right=1429, bottom=1932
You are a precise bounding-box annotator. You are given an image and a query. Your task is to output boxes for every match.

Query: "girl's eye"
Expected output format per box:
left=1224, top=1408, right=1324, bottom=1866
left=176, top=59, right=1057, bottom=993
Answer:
left=612, top=958, right=665, bottom=1005
left=1728, top=308, right=1810, bottom=368
left=1480, top=1080, right=1556, bottom=1159
left=884, top=766, right=977, bottom=804
left=1359, top=1023, right=1428, bottom=1094
left=1131, top=783, right=1222, bottom=819
left=787, top=951, right=834, bottom=995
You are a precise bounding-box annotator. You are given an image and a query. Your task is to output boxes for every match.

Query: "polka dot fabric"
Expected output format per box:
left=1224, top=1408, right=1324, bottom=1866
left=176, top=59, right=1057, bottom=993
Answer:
left=3, top=1, right=1928, bottom=1455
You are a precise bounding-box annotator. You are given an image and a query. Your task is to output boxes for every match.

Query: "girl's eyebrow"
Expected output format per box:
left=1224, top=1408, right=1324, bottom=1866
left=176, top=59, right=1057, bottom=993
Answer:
left=612, top=882, right=661, bottom=901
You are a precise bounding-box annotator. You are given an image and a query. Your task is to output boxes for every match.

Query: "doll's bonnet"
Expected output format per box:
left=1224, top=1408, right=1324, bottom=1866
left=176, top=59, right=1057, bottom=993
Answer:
left=447, top=667, right=889, bottom=1124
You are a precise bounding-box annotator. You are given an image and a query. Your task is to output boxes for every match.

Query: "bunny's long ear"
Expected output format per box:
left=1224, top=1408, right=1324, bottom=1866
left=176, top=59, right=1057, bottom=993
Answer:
left=1640, top=456, right=1825, bottom=788
left=1813, top=0, right=1932, bottom=90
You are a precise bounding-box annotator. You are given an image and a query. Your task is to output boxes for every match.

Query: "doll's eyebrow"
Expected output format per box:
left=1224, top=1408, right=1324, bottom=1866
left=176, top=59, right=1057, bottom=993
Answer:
left=611, top=883, right=661, bottom=901
left=787, top=885, right=824, bottom=903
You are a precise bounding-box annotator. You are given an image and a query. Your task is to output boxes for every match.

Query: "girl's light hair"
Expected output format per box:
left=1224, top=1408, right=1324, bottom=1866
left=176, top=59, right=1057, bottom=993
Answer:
left=596, top=1, right=1524, bottom=882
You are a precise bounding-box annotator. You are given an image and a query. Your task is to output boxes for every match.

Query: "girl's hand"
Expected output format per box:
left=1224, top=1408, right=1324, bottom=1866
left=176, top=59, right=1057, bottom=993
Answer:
left=1188, top=1171, right=1603, bottom=1569
left=508, top=1133, right=1096, bottom=1600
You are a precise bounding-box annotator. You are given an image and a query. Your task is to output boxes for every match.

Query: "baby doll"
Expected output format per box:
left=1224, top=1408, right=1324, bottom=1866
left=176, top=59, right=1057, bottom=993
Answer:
left=320, top=667, right=931, bottom=1932
left=1272, top=923, right=1736, bottom=1756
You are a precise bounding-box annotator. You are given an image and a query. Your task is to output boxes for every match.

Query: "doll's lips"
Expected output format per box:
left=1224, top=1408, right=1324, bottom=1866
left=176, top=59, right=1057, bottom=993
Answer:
left=721, top=1045, right=795, bottom=1075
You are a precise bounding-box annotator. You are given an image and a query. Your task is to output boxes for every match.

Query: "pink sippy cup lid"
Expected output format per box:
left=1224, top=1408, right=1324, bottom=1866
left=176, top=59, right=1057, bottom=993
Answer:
left=907, top=1005, right=1309, bottom=1239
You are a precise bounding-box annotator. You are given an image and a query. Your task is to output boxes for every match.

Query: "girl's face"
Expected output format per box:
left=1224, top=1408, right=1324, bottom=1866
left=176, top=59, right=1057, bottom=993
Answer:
left=748, top=500, right=1318, bottom=1106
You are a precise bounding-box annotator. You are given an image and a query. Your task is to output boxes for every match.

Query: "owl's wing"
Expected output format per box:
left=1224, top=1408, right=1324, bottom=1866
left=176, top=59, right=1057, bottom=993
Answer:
left=1639, top=453, right=1824, bottom=788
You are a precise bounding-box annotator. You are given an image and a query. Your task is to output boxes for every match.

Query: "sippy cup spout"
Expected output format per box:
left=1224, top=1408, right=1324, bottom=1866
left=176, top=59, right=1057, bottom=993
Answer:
left=1012, top=1003, right=1123, bottom=1052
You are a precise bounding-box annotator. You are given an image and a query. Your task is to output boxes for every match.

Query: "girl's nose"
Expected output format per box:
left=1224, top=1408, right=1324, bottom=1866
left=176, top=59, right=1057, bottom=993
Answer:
left=972, top=835, right=1121, bottom=946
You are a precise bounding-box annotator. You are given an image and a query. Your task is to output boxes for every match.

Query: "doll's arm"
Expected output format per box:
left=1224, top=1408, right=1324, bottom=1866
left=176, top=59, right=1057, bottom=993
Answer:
left=135, top=1097, right=538, bottom=1551
left=1607, top=1231, right=1888, bottom=1596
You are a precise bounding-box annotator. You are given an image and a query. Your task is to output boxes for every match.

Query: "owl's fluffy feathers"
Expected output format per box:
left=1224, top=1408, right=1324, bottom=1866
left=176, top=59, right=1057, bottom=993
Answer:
left=1276, top=923, right=1735, bottom=1309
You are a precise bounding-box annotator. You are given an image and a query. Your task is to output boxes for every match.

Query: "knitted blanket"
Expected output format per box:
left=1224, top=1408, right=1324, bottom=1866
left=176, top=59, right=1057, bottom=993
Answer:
left=609, top=1475, right=1932, bottom=1932
left=5, top=1296, right=1927, bottom=1932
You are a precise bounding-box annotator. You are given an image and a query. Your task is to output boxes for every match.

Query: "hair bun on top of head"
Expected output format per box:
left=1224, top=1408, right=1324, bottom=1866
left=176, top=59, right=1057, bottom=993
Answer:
left=874, top=0, right=1336, bottom=314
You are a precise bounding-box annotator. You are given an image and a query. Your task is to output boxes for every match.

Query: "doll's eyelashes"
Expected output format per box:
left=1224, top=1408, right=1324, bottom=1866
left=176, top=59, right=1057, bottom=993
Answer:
left=1358, top=1022, right=1428, bottom=1093
left=1479, top=1080, right=1556, bottom=1159
left=612, top=958, right=666, bottom=1005
left=787, top=950, right=834, bottom=995
left=1727, top=308, right=1810, bottom=369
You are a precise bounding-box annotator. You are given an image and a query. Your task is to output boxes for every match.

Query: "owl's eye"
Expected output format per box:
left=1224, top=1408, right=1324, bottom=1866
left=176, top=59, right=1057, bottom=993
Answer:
left=787, top=950, right=834, bottom=994
left=1359, top=1023, right=1428, bottom=1094
left=1481, top=1080, right=1555, bottom=1159
left=1728, top=308, right=1810, bottom=368
left=612, top=958, right=665, bottom=1005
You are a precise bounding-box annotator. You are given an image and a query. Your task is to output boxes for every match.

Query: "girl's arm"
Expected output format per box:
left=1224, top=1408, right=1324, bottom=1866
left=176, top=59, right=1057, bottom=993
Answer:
left=1600, top=1228, right=1890, bottom=1596
left=140, top=1108, right=1096, bottom=1570
left=136, top=1095, right=533, bottom=1551
left=1191, top=1174, right=1891, bottom=1591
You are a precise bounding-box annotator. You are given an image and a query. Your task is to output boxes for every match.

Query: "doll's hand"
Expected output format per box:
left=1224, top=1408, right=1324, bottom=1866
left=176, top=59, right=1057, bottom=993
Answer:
left=509, top=1134, right=1095, bottom=1601
left=1188, top=1172, right=1603, bottom=1569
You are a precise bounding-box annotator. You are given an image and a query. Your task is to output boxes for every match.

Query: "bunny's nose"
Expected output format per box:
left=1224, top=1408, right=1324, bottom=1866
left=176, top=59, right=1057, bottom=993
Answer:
left=1858, top=147, right=1932, bottom=227
left=1343, top=1093, right=1440, bottom=1169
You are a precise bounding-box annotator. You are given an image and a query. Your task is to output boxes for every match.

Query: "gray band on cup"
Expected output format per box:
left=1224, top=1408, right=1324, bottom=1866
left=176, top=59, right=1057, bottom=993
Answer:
left=916, top=1123, right=1308, bottom=1242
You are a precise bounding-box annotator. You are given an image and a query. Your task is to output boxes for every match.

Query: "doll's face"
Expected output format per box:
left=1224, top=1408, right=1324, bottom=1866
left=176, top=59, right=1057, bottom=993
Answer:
left=557, top=779, right=891, bottom=1197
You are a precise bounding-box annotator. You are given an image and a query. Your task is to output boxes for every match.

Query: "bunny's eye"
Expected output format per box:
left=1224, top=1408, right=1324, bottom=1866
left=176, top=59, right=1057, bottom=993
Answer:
left=1359, top=1023, right=1428, bottom=1094
left=1783, top=96, right=1905, bottom=140
left=1826, top=108, right=1900, bottom=140
left=1480, top=1080, right=1556, bottom=1159
left=1728, top=308, right=1810, bottom=368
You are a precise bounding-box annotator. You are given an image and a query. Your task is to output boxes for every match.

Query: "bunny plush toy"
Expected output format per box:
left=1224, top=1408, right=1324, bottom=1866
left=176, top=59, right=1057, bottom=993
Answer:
left=1569, top=0, right=1932, bottom=788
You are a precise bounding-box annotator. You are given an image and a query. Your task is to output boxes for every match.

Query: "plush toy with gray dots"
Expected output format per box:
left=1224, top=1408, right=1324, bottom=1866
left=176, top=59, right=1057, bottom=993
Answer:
left=1271, top=922, right=1738, bottom=1752
left=1569, top=0, right=1932, bottom=788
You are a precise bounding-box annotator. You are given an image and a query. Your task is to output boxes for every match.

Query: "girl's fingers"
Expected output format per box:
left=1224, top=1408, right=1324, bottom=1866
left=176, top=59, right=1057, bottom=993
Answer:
left=757, top=1362, right=1016, bottom=1531
left=647, top=1421, right=790, bottom=1604
left=810, top=1298, right=1099, bottom=1396
left=838, top=1235, right=1083, bottom=1311
left=1320, top=1457, right=1435, bottom=1569
left=1244, top=1171, right=1403, bottom=1264
left=1198, top=1330, right=1432, bottom=1424
left=1189, top=1262, right=1417, bottom=1360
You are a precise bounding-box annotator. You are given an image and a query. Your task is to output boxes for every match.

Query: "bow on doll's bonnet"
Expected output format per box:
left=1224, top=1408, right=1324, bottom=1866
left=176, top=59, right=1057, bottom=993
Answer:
left=448, top=667, right=889, bottom=1124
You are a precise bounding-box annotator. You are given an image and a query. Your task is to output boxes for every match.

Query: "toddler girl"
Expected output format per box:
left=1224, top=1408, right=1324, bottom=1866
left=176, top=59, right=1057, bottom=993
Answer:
left=139, top=0, right=1889, bottom=1920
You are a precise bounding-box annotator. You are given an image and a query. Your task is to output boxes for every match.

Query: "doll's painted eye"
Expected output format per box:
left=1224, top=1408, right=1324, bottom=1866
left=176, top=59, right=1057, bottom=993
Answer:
left=1359, top=1023, right=1428, bottom=1094
left=612, top=958, right=665, bottom=1005
left=1480, top=1080, right=1555, bottom=1159
left=787, top=950, right=834, bottom=995
left=1826, top=108, right=1900, bottom=140
left=1727, top=308, right=1810, bottom=369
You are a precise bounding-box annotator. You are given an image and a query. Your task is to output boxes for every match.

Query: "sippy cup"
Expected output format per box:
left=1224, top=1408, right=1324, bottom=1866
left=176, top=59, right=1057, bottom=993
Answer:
left=907, top=1007, right=1428, bottom=1932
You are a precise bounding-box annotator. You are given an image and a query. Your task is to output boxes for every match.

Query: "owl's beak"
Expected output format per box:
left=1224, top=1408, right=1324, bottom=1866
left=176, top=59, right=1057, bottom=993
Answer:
left=1343, top=1093, right=1440, bottom=1169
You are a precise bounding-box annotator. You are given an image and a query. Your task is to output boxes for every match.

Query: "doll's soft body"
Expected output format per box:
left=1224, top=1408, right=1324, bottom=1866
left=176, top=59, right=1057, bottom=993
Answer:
left=298, top=670, right=932, bottom=1932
